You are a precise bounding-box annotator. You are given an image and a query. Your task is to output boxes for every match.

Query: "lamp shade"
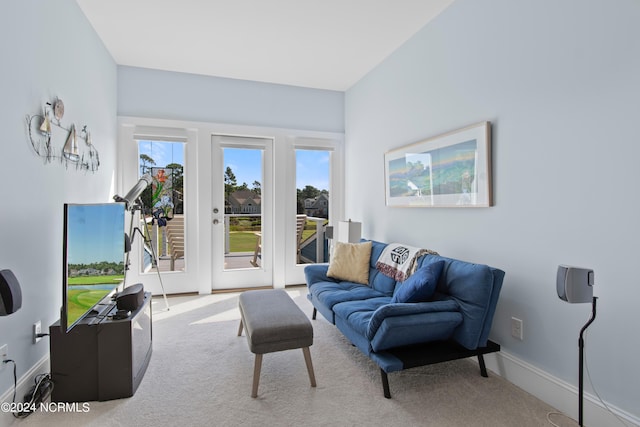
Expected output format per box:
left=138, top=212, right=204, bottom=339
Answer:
left=336, top=220, right=362, bottom=243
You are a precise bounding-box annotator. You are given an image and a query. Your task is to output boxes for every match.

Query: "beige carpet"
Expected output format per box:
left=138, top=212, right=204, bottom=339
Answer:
left=13, top=288, right=576, bottom=427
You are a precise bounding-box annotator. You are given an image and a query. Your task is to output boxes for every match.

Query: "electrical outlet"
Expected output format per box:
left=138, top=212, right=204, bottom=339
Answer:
left=0, top=344, right=8, bottom=371
left=33, top=321, right=42, bottom=344
left=511, top=317, right=523, bottom=340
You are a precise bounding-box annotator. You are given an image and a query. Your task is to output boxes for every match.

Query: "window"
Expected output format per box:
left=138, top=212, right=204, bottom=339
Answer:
left=137, top=140, right=186, bottom=273
left=296, top=149, right=331, bottom=264
left=222, top=146, right=263, bottom=270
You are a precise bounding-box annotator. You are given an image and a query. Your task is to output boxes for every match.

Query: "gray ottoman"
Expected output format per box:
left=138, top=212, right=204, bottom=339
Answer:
left=237, top=289, right=316, bottom=398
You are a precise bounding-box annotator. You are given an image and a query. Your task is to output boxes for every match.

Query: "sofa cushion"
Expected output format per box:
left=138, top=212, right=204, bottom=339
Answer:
left=423, top=255, right=496, bottom=349
left=333, top=297, right=390, bottom=338
left=366, top=299, right=460, bottom=339
left=369, top=310, right=463, bottom=352
left=391, top=260, right=444, bottom=303
left=333, top=298, right=462, bottom=352
left=366, top=240, right=398, bottom=296
left=327, top=241, right=372, bottom=285
left=309, top=281, right=387, bottom=312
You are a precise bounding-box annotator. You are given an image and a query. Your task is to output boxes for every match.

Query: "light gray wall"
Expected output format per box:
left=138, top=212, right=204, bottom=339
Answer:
left=345, top=0, right=639, bottom=417
left=118, top=66, right=344, bottom=132
left=0, top=0, right=117, bottom=400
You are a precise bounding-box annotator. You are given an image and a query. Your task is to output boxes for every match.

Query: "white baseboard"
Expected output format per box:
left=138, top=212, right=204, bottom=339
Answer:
left=0, top=355, right=50, bottom=426
left=482, top=351, right=639, bottom=427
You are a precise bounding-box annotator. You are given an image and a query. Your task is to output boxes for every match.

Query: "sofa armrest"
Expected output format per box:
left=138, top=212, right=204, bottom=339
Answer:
left=304, top=264, right=336, bottom=286
left=366, top=300, right=460, bottom=340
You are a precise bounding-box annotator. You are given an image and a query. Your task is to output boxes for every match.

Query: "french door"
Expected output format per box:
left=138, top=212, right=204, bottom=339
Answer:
left=119, top=118, right=344, bottom=296
left=211, top=135, right=273, bottom=289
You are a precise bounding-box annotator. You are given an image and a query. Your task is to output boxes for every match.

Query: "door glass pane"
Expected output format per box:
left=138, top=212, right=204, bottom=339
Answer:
left=137, top=140, right=185, bottom=273
left=296, top=149, right=330, bottom=265
left=223, top=147, right=263, bottom=270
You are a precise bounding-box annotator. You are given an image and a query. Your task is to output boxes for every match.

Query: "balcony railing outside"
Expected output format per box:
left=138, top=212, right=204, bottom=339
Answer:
left=143, top=214, right=328, bottom=273
left=299, top=216, right=328, bottom=264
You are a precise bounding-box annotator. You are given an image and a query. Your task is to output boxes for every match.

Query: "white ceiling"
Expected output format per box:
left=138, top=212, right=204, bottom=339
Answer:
left=75, top=0, right=454, bottom=91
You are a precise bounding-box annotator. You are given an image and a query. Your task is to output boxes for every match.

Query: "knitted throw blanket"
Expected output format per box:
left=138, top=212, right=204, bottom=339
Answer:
left=375, top=243, right=438, bottom=282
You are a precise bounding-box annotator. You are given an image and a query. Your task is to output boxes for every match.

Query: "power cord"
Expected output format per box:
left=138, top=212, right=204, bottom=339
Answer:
left=546, top=411, right=573, bottom=427
left=3, top=359, right=18, bottom=406
left=15, top=373, right=54, bottom=418
left=583, top=329, right=633, bottom=427
left=544, top=323, right=634, bottom=427
left=2, top=359, right=54, bottom=419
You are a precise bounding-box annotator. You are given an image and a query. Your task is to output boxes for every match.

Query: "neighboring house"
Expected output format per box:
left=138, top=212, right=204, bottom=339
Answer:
left=74, top=268, right=100, bottom=277
left=226, top=190, right=261, bottom=214
left=304, top=194, right=328, bottom=218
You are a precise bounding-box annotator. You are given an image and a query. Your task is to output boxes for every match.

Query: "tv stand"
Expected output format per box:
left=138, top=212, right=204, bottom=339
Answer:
left=49, top=292, right=153, bottom=402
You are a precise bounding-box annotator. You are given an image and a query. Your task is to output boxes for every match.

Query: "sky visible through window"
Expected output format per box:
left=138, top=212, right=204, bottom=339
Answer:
left=139, top=140, right=184, bottom=174
left=224, top=149, right=330, bottom=191
left=295, top=150, right=330, bottom=191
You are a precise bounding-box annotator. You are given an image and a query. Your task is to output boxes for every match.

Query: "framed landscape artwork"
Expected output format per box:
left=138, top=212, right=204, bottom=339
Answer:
left=384, top=122, right=492, bottom=207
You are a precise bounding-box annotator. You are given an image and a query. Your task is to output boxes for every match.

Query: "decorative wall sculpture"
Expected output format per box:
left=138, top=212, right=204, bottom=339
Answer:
left=26, top=97, right=100, bottom=172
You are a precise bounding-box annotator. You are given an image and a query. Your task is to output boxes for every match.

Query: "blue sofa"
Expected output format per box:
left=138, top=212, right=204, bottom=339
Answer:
left=304, top=240, right=505, bottom=398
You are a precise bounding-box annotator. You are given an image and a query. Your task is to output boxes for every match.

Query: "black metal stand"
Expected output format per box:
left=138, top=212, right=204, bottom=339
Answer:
left=123, top=198, right=170, bottom=311
left=378, top=340, right=500, bottom=398
left=578, top=296, right=597, bottom=427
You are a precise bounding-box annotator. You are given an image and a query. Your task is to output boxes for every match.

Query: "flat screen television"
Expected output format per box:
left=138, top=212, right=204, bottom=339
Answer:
left=61, top=203, right=126, bottom=332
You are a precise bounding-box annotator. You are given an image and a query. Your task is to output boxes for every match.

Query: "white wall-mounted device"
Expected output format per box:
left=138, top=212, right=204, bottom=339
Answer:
left=556, top=265, right=594, bottom=304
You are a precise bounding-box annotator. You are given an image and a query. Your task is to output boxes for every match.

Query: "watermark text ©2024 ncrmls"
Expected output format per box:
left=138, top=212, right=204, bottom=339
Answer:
left=1, top=401, right=91, bottom=414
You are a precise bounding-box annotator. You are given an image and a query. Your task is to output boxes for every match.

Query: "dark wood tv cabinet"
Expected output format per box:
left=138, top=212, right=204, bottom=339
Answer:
left=49, top=292, right=153, bottom=402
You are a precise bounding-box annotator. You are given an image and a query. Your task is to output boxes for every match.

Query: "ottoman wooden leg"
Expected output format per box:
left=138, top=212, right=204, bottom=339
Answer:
left=252, top=353, right=263, bottom=398
left=237, top=319, right=243, bottom=336
left=302, top=347, right=316, bottom=387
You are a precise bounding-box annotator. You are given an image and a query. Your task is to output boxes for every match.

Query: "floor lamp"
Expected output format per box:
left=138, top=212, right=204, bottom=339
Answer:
left=556, top=265, right=597, bottom=427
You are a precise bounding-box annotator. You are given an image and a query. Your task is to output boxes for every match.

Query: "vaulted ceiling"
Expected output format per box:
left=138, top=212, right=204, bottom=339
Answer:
left=76, top=0, right=454, bottom=91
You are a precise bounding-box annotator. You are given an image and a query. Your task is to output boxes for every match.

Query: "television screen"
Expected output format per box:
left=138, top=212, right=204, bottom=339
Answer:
left=62, top=203, right=125, bottom=332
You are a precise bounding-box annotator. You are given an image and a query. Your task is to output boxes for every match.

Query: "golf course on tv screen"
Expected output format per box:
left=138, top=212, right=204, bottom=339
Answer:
left=66, top=272, right=124, bottom=326
left=64, top=203, right=125, bottom=329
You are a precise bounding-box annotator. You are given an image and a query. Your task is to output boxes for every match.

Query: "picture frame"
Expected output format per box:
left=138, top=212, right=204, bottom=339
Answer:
left=384, top=121, right=492, bottom=208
